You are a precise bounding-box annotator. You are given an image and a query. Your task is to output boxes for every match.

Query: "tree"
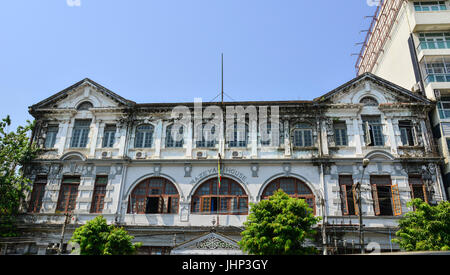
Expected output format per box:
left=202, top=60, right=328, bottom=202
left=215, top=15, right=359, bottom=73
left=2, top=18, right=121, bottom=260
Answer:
left=0, top=116, right=38, bottom=237
left=393, top=199, right=450, bottom=251
left=70, top=216, right=141, bottom=255
left=238, top=190, right=321, bottom=255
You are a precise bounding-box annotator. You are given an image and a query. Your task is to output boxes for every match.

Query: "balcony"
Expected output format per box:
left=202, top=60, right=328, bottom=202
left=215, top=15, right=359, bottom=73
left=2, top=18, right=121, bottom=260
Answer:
left=409, top=2, right=450, bottom=32
left=420, top=56, right=450, bottom=87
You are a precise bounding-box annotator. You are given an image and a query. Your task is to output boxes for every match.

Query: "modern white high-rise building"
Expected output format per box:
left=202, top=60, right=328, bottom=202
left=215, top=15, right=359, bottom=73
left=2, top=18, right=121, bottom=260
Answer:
left=355, top=0, right=450, bottom=200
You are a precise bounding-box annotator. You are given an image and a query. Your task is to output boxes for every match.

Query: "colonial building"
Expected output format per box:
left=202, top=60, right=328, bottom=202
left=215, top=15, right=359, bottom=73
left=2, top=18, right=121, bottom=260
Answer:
left=0, top=73, right=445, bottom=255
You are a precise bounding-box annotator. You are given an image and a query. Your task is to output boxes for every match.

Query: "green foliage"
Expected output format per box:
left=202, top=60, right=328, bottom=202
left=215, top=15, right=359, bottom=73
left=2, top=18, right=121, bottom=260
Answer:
left=238, top=190, right=321, bottom=255
left=70, top=216, right=141, bottom=255
left=393, top=199, right=450, bottom=251
left=0, top=116, right=38, bottom=237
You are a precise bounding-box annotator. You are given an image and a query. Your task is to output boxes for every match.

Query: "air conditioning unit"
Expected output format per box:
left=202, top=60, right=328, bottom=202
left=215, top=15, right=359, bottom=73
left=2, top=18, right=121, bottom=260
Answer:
left=196, top=150, right=207, bottom=159
left=434, top=89, right=441, bottom=100
left=412, top=82, right=421, bottom=93
left=101, top=151, right=112, bottom=159
left=231, top=151, right=243, bottom=159
left=135, top=151, right=146, bottom=159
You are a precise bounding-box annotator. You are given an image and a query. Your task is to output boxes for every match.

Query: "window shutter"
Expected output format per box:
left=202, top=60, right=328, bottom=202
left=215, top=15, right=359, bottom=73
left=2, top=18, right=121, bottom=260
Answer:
left=391, top=184, right=402, bottom=216
left=364, top=121, right=372, bottom=146
left=423, top=185, right=429, bottom=203
left=340, top=185, right=349, bottom=215
left=412, top=126, right=419, bottom=146
left=352, top=184, right=359, bottom=216
left=158, top=196, right=164, bottom=213
left=371, top=184, right=381, bottom=216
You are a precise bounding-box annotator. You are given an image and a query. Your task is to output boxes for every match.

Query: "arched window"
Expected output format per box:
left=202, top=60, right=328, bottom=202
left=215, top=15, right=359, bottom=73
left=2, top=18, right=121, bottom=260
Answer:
left=292, top=123, right=313, bottom=147
left=196, top=122, right=216, bottom=148
left=76, top=101, right=94, bottom=111
left=360, top=96, right=379, bottom=107
left=191, top=178, right=248, bottom=215
left=135, top=124, right=154, bottom=148
left=128, top=177, right=179, bottom=214
left=166, top=124, right=184, bottom=148
left=261, top=177, right=315, bottom=213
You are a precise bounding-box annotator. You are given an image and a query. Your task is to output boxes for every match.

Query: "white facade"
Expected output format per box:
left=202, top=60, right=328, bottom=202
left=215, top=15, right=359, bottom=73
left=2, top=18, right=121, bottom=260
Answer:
left=0, top=74, right=445, bottom=255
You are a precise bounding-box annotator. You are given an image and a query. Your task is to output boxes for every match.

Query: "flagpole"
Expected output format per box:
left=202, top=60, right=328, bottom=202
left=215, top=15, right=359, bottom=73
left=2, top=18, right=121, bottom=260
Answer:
left=217, top=153, right=221, bottom=226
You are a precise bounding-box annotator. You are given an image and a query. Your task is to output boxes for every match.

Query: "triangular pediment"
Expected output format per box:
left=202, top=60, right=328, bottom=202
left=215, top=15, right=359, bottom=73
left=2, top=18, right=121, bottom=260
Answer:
left=29, top=78, right=135, bottom=112
left=314, top=73, right=431, bottom=105
left=171, top=231, right=243, bottom=255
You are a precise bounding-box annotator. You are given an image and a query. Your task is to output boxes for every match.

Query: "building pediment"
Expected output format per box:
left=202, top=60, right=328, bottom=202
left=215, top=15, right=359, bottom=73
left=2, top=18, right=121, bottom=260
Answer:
left=29, top=78, right=135, bottom=114
left=171, top=231, right=243, bottom=255
left=314, top=73, right=432, bottom=106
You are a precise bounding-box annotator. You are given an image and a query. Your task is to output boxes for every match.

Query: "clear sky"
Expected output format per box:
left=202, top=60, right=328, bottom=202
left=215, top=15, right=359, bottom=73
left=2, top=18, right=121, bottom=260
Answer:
left=0, top=0, right=377, bottom=129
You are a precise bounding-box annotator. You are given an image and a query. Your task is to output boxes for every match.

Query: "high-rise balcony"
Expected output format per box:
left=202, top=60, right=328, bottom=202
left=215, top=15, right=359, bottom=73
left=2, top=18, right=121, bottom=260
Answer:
left=409, top=1, right=450, bottom=32
left=420, top=56, right=450, bottom=84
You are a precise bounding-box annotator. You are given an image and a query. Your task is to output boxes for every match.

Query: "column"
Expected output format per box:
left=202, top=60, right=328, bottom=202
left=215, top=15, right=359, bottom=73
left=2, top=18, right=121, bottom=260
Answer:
left=154, top=120, right=163, bottom=158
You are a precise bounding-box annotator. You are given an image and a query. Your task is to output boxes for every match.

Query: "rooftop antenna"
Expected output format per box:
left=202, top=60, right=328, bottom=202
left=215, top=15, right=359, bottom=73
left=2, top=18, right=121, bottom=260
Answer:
left=221, top=53, right=224, bottom=105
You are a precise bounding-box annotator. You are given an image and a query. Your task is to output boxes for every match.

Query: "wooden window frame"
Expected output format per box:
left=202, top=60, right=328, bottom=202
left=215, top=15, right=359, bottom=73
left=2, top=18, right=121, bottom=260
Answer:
left=56, top=176, right=80, bottom=213
left=128, top=177, right=179, bottom=214
left=261, top=177, right=316, bottom=215
left=409, top=175, right=429, bottom=204
left=370, top=175, right=401, bottom=216
left=191, top=178, right=248, bottom=215
left=28, top=176, right=47, bottom=213
left=90, top=176, right=108, bottom=213
left=339, top=175, right=357, bottom=216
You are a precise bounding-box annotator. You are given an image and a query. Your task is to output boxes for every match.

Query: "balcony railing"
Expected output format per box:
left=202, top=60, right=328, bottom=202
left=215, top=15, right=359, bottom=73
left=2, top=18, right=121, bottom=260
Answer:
left=418, top=40, right=450, bottom=51
left=425, top=73, right=450, bottom=83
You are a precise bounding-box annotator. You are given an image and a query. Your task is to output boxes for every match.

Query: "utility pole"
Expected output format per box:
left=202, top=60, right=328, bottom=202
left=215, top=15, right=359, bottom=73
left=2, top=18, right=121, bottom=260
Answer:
left=58, top=211, right=72, bottom=255
left=321, top=197, right=327, bottom=255
left=358, top=158, right=370, bottom=254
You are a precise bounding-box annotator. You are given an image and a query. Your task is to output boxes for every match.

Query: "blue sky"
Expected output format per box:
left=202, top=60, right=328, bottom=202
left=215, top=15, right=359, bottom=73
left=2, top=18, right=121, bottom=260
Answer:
left=0, top=0, right=376, bottom=128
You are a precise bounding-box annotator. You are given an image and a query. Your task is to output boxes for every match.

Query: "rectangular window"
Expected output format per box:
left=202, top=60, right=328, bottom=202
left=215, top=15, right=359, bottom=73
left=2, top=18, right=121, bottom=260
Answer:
left=438, top=101, right=450, bottom=119
left=362, top=116, right=384, bottom=146
left=409, top=175, right=428, bottom=203
left=166, top=125, right=184, bottom=148
left=90, top=176, right=108, bottom=213
left=28, top=176, right=47, bottom=213
left=414, top=1, right=447, bottom=11
left=419, top=32, right=450, bottom=50
left=370, top=176, right=401, bottom=216
left=56, top=176, right=80, bottom=213
left=339, top=175, right=356, bottom=216
left=334, top=122, right=348, bottom=146
left=71, top=120, right=91, bottom=148
left=293, top=125, right=313, bottom=147
left=102, top=125, right=116, bottom=148
left=228, top=123, right=249, bottom=147
left=44, top=126, right=59, bottom=148
left=399, top=120, right=415, bottom=146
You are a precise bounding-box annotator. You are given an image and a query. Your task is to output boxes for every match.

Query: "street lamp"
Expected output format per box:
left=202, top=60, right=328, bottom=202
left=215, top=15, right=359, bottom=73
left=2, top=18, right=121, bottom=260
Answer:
left=358, top=158, right=370, bottom=254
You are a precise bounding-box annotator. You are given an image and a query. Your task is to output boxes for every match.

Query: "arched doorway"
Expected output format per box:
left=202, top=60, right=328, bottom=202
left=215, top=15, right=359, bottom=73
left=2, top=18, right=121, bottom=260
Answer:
left=127, top=177, right=179, bottom=214
left=261, top=177, right=315, bottom=213
left=191, top=177, right=248, bottom=215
